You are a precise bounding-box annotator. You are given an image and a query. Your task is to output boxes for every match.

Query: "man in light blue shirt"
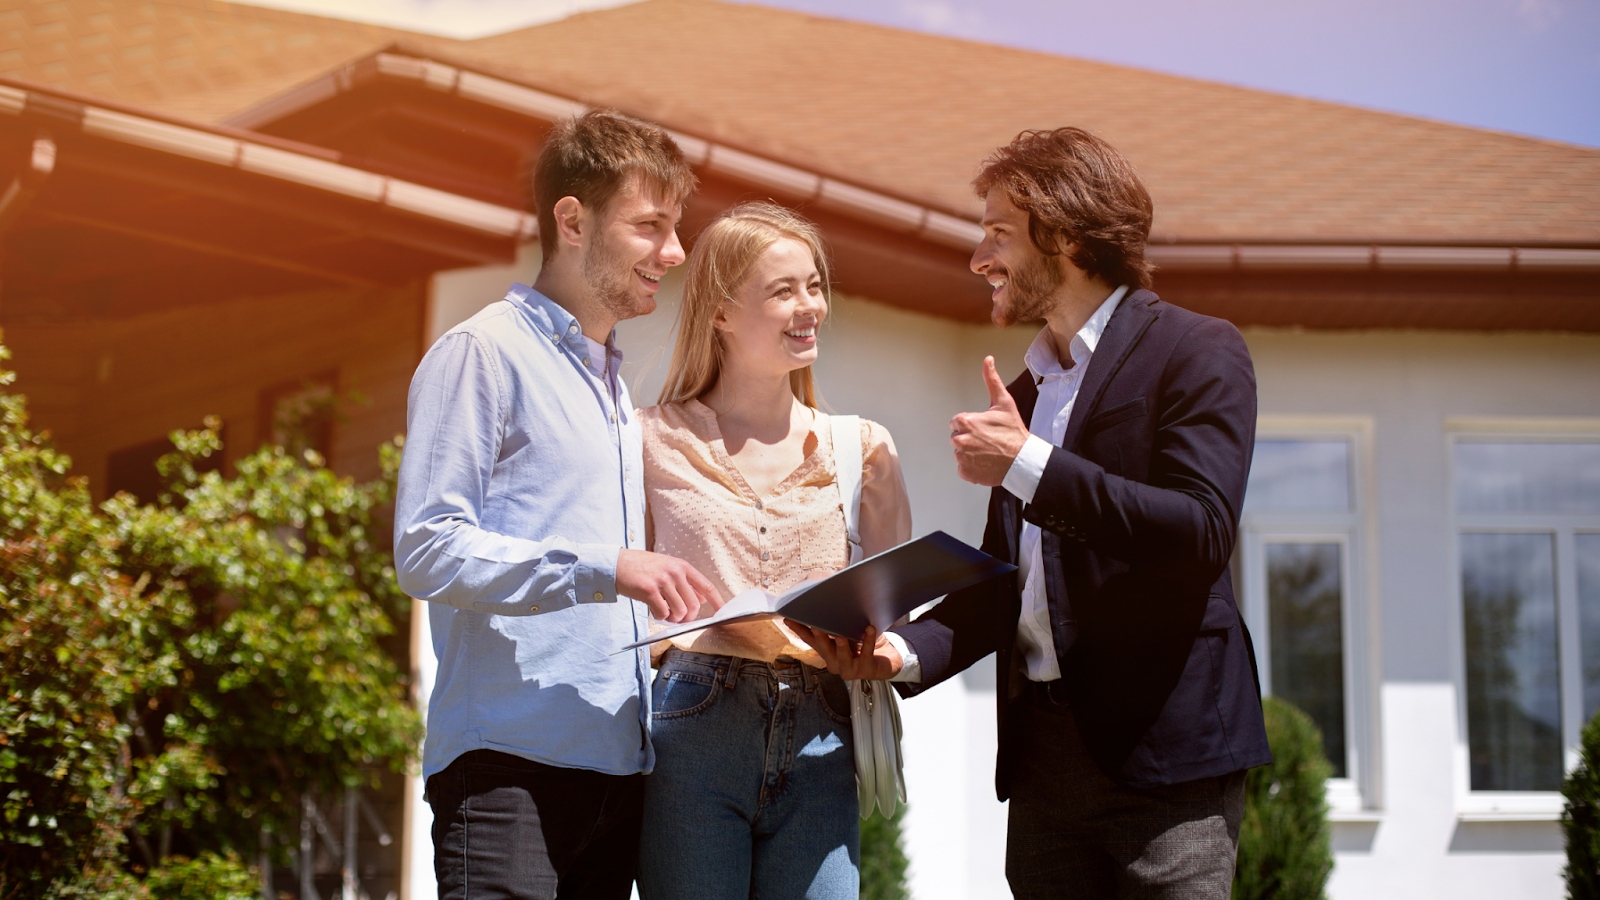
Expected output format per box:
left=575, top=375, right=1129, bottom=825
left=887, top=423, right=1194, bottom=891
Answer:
left=395, top=110, right=721, bottom=900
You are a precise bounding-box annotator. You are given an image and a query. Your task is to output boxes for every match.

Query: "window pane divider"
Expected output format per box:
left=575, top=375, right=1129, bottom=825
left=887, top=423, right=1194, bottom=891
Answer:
left=1558, top=528, right=1584, bottom=771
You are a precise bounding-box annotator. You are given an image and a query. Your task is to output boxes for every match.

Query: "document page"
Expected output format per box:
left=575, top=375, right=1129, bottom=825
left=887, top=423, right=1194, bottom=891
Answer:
left=619, top=531, right=1013, bottom=651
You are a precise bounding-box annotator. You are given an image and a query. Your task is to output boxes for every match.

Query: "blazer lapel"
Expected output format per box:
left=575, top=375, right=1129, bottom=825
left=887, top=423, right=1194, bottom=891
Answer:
left=1063, top=290, right=1160, bottom=452
left=997, top=371, right=1038, bottom=563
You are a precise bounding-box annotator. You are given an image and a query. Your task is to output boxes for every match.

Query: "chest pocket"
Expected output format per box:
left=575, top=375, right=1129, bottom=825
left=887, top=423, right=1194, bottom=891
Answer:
left=1078, top=397, right=1148, bottom=479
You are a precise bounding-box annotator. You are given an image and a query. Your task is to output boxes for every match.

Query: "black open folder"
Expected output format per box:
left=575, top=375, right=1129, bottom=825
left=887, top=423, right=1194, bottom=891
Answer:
left=619, top=530, right=1015, bottom=651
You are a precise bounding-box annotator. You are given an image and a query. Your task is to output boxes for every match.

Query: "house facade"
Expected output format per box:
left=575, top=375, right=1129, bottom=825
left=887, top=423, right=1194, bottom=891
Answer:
left=3, top=0, right=1598, bottom=897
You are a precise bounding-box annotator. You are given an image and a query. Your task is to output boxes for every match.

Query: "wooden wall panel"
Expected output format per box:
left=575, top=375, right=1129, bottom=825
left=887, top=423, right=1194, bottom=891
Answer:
left=2, top=279, right=425, bottom=498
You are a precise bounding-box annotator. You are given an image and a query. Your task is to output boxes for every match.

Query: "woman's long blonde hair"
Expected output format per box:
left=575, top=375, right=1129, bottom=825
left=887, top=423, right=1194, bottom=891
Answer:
left=658, top=202, right=832, bottom=407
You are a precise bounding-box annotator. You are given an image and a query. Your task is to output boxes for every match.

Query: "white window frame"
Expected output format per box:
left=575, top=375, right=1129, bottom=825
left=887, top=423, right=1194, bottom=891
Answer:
left=1447, top=417, right=1600, bottom=820
left=1241, top=416, right=1381, bottom=816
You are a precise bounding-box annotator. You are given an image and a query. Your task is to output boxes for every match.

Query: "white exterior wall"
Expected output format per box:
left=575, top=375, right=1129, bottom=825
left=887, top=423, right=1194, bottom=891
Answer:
left=405, top=247, right=1600, bottom=899
left=1247, top=329, right=1600, bottom=899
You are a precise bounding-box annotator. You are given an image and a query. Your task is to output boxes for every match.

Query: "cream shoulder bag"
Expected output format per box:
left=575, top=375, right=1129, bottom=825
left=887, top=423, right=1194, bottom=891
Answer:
left=829, top=414, right=906, bottom=820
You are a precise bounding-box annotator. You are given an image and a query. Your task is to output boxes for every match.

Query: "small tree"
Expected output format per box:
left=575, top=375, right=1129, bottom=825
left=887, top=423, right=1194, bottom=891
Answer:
left=0, top=342, right=421, bottom=897
left=1562, top=710, right=1600, bottom=898
left=860, top=804, right=910, bottom=900
left=1233, top=695, right=1334, bottom=900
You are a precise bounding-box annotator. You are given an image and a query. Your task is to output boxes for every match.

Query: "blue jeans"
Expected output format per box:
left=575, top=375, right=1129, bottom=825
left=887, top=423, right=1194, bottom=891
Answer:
left=637, top=650, right=860, bottom=900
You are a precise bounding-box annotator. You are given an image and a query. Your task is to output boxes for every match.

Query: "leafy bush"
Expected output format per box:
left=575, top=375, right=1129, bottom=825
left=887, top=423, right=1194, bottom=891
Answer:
left=860, top=804, right=910, bottom=900
left=1562, top=710, right=1600, bottom=898
left=1233, top=695, right=1334, bottom=900
left=0, top=343, right=421, bottom=897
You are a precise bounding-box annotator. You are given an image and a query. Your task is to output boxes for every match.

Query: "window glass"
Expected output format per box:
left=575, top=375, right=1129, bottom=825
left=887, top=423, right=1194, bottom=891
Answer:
left=1580, top=534, right=1600, bottom=723
left=1247, top=440, right=1351, bottom=512
left=1455, top=442, right=1600, bottom=514
left=1462, top=532, right=1563, bottom=791
left=1267, top=542, right=1347, bottom=777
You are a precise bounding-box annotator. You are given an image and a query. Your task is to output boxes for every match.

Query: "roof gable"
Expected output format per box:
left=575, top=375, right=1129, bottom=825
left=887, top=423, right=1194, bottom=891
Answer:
left=446, top=0, right=1600, bottom=246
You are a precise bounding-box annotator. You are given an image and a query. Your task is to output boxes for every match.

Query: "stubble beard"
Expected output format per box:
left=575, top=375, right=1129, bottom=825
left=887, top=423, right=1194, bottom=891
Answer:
left=584, top=229, right=652, bottom=323
left=991, top=249, right=1066, bottom=328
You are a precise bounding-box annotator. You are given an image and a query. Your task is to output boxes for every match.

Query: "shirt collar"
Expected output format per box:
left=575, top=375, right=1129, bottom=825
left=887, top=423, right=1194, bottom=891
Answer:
left=504, top=282, right=624, bottom=365
left=1024, top=285, right=1129, bottom=381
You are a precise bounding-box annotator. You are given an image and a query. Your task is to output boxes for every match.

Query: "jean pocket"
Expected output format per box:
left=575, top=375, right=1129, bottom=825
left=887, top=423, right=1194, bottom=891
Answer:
left=652, top=669, right=721, bottom=719
left=816, top=673, right=853, bottom=726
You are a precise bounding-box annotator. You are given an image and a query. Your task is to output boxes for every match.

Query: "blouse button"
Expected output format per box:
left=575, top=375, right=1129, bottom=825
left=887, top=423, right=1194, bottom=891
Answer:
left=761, top=552, right=771, bottom=561
left=759, top=526, right=767, bottom=534
left=755, top=500, right=763, bottom=510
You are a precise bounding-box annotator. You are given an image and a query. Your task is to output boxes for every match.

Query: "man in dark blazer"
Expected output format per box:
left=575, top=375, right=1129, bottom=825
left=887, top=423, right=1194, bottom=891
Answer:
left=796, top=127, right=1270, bottom=898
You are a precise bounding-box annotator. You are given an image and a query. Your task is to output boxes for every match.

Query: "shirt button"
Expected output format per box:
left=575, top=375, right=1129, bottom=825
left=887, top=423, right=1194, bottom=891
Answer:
left=593, top=591, right=604, bottom=601
left=759, top=526, right=767, bottom=534
left=529, top=605, right=539, bottom=613
left=755, top=500, right=764, bottom=510
left=761, top=552, right=771, bottom=561
left=568, top=323, right=579, bottom=333
left=629, top=531, right=636, bottom=542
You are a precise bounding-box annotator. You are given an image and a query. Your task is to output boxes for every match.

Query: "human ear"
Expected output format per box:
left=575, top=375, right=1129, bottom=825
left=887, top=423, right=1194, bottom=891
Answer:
left=552, top=196, right=585, bottom=249
left=711, top=305, right=732, bottom=332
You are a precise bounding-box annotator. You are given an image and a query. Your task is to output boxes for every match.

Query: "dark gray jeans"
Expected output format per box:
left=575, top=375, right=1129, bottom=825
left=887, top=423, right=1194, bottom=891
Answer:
left=428, top=749, right=645, bottom=900
left=1006, top=686, right=1246, bottom=899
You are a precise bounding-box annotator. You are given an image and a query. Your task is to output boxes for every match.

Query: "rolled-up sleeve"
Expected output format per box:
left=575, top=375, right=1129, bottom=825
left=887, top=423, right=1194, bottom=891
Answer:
left=394, top=332, right=619, bottom=616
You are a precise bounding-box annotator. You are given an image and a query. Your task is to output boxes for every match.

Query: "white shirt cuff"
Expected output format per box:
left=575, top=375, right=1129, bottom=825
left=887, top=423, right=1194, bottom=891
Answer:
left=883, top=631, right=921, bottom=683
left=1002, top=434, right=1054, bottom=504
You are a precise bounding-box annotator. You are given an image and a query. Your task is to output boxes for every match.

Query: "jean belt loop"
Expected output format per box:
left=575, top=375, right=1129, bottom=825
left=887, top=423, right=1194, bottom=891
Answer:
left=722, top=657, right=739, bottom=690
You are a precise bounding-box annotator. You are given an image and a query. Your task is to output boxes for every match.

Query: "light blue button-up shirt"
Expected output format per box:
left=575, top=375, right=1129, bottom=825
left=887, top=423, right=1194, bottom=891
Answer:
left=395, top=283, right=652, bottom=780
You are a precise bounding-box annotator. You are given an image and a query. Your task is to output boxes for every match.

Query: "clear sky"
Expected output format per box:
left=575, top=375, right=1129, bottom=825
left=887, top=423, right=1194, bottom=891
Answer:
left=241, top=0, right=1600, bottom=148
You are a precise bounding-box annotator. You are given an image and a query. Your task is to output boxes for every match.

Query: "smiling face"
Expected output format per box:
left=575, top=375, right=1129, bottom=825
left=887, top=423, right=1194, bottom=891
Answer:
left=970, top=190, right=1069, bottom=328
left=714, top=237, right=827, bottom=379
left=582, top=175, right=687, bottom=323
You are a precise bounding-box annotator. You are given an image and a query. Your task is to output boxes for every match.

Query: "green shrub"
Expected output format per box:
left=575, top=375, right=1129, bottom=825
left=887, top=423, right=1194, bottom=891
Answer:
left=1233, top=695, right=1334, bottom=900
left=860, top=804, right=910, bottom=900
left=143, top=852, right=257, bottom=900
left=1562, top=710, right=1600, bottom=898
left=0, top=342, right=421, bottom=896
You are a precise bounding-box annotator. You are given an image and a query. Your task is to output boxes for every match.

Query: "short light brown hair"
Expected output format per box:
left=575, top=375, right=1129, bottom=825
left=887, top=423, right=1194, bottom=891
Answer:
left=532, top=109, right=697, bottom=259
left=659, top=202, right=830, bottom=408
left=973, top=127, right=1154, bottom=290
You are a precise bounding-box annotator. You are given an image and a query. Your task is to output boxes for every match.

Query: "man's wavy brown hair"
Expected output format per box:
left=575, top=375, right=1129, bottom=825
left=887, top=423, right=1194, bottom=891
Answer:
left=973, top=127, right=1154, bottom=290
left=532, top=109, right=697, bottom=260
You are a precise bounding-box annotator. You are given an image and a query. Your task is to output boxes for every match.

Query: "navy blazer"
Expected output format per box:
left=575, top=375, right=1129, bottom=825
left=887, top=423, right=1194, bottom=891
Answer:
left=895, top=289, right=1272, bottom=796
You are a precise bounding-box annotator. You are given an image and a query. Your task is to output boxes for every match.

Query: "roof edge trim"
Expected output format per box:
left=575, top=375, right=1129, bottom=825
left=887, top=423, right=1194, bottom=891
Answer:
left=224, top=50, right=987, bottom=251
left=3, top=83, right=536, bottom=242
left=1148, top=244, right=1600, bottom=273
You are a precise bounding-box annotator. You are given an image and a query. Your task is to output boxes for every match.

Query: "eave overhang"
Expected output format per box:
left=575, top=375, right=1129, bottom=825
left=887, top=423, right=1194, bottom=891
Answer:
left=0, top=78, right=536, bottom=319
left=227, top=49, right=1600, bottom=331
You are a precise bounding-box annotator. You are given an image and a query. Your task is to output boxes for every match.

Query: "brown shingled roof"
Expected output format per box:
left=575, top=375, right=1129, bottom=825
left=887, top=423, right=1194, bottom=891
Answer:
left=5, top=0, right=1598, bottom=248
left=443, top=0, right=1600, bottom=247
left=0, top=0, right=400, bottom=122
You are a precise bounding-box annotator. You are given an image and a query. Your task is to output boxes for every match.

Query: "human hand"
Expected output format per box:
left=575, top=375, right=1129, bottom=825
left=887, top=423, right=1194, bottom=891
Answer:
left=785, top=622, right=903, bottom=681
left=616, top=548, right=723, bottom=624
left=950, top=356, right=1030, bottom=487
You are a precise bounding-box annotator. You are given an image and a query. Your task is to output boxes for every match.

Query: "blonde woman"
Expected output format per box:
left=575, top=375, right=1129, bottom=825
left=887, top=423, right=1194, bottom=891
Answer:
left=635, top=203, right=911, bottom=900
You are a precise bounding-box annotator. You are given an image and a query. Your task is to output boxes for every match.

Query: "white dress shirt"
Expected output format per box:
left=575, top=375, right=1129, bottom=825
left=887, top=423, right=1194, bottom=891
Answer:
left=1000, top=286, right=1128, bottom=681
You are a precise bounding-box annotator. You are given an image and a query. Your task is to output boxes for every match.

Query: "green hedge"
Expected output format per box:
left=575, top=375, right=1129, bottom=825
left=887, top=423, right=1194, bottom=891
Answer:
left=860, top=804, right=910, bottom=900
left=1563, top=710, right=1600, bottom=898
left=0, top=342, right=420, bottom=898
left=1234, top=695, right=1335, bottom=900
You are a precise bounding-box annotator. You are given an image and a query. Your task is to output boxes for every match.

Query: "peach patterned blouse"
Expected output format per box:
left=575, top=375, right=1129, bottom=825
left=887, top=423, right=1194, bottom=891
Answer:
left=640, top=399, right=913, bottom=667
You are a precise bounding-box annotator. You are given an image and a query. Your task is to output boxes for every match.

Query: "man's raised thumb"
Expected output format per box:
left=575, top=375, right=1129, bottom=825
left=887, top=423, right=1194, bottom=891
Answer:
left=983, top=356, right=1013, bottom=410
